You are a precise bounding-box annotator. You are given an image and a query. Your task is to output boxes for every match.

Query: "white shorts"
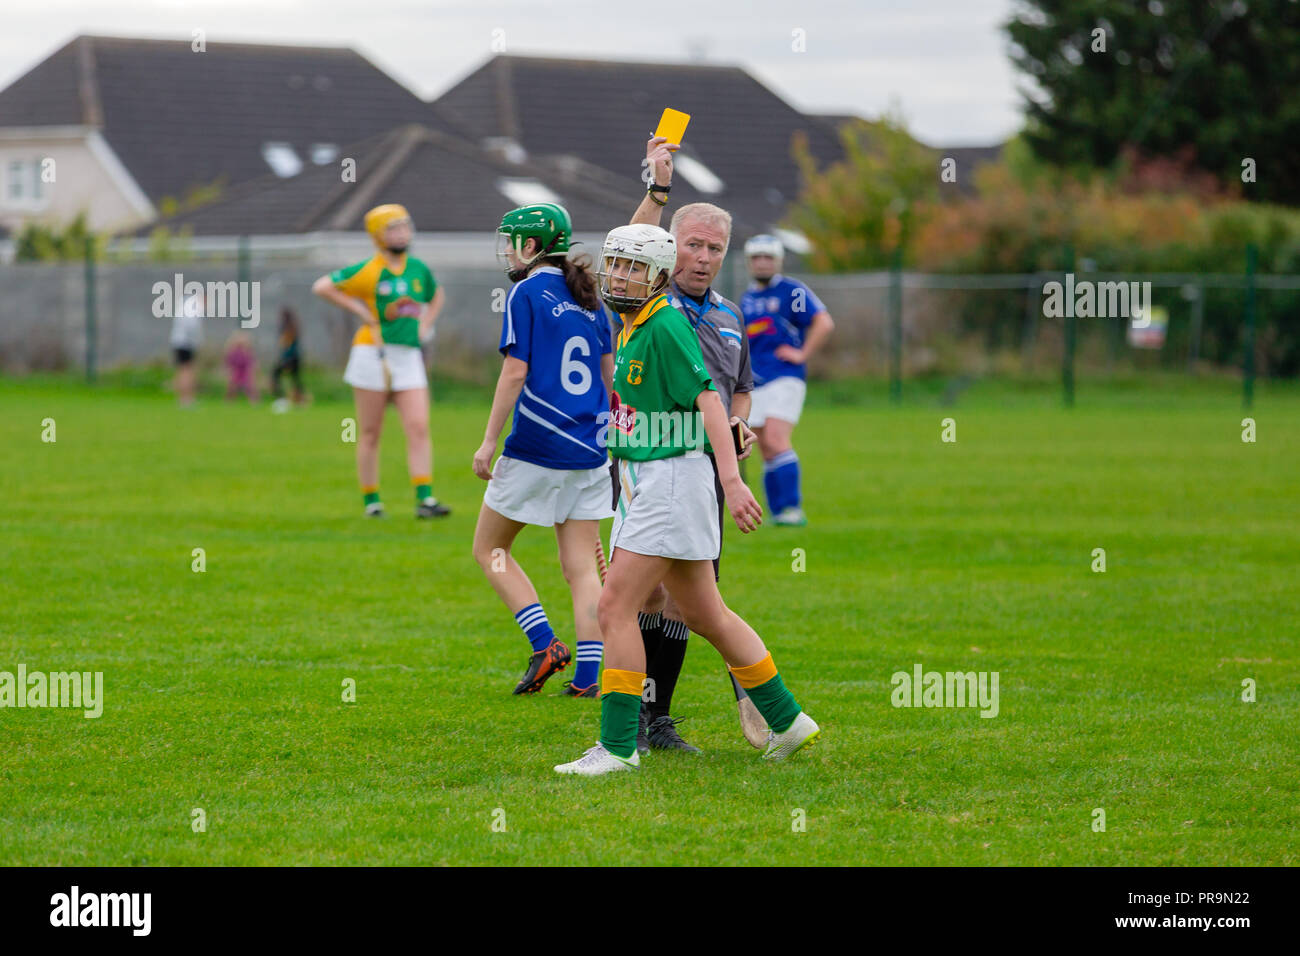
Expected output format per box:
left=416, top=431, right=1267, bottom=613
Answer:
left=610, top=453, right=719, bottom=561
left=748, top=376, right=807, bottom=427
left=343, top=344, right=427, bottom=392
left=483, top=455, right=614, bottom=527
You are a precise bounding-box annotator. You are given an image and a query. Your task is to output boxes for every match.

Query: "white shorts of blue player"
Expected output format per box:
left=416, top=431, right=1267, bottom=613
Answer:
left=747, top=376, right=806, bottom=428
left=749, top=376, right=804, bottom=526
left=485, top=456, right=613, bottom=526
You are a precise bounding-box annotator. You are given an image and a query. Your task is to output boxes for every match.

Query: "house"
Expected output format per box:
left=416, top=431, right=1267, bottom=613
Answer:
left=431, top=54, right=850, bottom=237
left=0, top=38, right=857, bottom=253
left=139, top=122, right=638, bottom=265
left=0, top=34, right=453, bottom=234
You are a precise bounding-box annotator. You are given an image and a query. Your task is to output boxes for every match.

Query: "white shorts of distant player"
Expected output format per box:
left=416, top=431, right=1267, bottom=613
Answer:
left=610, top=452, right=720, bottom=561
left=484, top=455, right=614, bottom=527
left=343, top=343, right=427, bottom=391
left=747, top=376, right=807, bottom=428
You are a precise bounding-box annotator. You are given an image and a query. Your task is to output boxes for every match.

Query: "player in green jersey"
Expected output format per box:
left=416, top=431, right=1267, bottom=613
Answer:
left=555, top=224, right=821, bottom=775
left=312, top=204, right=450, bottom=519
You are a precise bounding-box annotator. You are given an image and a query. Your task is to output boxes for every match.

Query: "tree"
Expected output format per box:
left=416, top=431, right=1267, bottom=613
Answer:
left=1005, top=0, right=1300, bottom=204
left=786, top=113, right=937, bottom=272
left=14, top=213, right=104, bottom=261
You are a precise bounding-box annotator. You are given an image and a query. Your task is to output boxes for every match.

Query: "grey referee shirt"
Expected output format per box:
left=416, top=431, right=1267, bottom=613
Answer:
left=610, top=280, right=753, bottom=415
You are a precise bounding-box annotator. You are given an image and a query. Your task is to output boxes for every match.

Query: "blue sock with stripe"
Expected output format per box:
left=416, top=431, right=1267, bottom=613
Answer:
left=515, top=603, right=555, bottom=652
left=763, top=459, right=784, bottom=514
left=774, top=451, right=801, bottom=510
left=575, top=641, right=603, bottom=688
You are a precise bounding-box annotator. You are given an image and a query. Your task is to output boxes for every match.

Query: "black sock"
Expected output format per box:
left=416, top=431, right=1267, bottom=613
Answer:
left=648, top=617, right=689, bottom=720
left=638, top=611, right=663, bottom=692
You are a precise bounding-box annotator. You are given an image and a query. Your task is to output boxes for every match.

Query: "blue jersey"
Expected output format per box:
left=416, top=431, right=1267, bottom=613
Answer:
left=741, top=274, right=826, bottom=385
left=499, top=266, right=611, bottom=470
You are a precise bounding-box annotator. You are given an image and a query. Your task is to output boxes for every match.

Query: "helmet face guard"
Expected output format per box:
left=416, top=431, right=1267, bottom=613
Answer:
left=596, top=226, right=677, bottom=313
left=496, top=229, right=562, bottom=282
left=597, top=254, right=664, bottom=313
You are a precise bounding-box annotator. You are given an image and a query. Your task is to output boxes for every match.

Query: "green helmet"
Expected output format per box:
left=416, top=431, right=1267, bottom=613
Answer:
left=497, top=203, right=572, bottom=281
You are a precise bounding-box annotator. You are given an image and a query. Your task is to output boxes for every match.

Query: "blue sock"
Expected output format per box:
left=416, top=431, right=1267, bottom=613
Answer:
left=515, top=603, right=555, bottom=652
left=767, top=451, right=799, bottom=512
left=575, top=641, right=603, bottom=688
left=777, top=451, right=801, bottom=510
left=763, top=461, right=784, bottom=514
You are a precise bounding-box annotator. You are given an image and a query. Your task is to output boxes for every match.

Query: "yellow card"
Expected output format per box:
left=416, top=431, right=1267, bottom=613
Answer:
left=654, top=108, right=690, bottom=145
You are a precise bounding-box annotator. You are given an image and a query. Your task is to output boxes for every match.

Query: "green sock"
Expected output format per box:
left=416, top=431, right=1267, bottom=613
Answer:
left=415, top=483, right=432, bottom=501
left=746, top=673, right=801, bottom=734
left=600, top=691, right=641, bottom=759
left=363, top=490, right=380, bottom=506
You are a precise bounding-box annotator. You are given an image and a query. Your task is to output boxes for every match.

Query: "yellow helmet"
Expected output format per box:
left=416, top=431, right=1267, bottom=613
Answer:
left=364, top=204, right=412, bottom=248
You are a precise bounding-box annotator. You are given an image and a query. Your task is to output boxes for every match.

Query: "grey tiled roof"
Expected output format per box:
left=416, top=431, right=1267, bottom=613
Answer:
left=0, top=35, right=459, bottom=204
left=136, top=124, right=635, bottom=236
left=432, top=55, right=850, bottom=233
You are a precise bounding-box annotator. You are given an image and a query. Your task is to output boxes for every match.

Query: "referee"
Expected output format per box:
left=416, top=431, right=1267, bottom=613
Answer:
left=615, top=133, right=756, bottom=754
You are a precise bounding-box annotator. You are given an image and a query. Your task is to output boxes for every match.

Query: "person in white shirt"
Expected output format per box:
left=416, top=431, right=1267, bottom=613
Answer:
left=169, top=292, right=203, bottom=406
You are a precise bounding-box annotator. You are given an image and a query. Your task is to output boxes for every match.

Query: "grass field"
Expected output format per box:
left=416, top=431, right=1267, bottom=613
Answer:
left=1, top=374, right=1297, bottom=865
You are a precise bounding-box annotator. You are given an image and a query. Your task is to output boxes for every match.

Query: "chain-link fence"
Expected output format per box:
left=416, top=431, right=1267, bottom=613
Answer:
left=2, top=245, right=1294, bottom=405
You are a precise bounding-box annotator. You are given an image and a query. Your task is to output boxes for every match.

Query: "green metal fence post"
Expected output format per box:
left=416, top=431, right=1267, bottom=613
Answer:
left=889, top=244, right=902, bottom=404
left=1188, top=279, right=1204, bottom=374
left=238, top=234, right=251, bottom=289
left=84, top=236, right=97, bottom=383
left=1243, top=243, right=1257, bottom=410
left=1062, top=244, right=1075, bottom=407
left=1021, top=274, right=1040, bottom=375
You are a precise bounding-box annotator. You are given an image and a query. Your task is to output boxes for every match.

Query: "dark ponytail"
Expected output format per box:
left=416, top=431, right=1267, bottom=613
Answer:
left=547, top=254, right=601, bottom=312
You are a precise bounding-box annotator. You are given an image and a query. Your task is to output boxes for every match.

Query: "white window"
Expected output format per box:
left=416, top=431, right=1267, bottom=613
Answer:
left=6, top=160, right=23, bottom=201
left=497, top=178, right=562, bottom=207
left=3, top=158, right=47, bottom=208
left=310, top=143, right=338, bottom=165
left=772, top=228, right=812, bottom=255
left=674, top=154, right=724, bottom=195
left=261, top=142, right=303, bottom=178
left=484, top=138, right=527, bottom=164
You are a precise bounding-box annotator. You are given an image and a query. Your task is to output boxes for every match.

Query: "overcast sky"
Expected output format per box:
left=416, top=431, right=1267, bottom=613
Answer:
left=0, top=0, right=1024, bottom=146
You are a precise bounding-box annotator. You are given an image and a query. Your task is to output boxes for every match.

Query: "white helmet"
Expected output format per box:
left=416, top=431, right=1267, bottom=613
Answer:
left=597, top=224, right=677, bottom=313
left=744, top=234, right=784, bottom=260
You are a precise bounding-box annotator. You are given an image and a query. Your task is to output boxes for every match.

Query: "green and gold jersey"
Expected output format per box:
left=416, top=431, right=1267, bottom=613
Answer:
left=608, top=293, right=717, bottom=461
left=329, top=254, right=437, bottom=347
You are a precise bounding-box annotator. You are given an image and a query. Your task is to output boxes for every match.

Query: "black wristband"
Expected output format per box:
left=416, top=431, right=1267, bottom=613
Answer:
left=647, top=183, right=671, bottom=195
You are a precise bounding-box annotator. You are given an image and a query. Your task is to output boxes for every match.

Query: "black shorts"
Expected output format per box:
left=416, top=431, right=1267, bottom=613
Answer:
left=173, top=347, right=194, bottom=365
left=608, top=453, right=725, bottom=581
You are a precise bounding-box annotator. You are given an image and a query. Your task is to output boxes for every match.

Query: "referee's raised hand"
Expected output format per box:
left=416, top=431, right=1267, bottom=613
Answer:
left=646, top=135, right=678, bottom=187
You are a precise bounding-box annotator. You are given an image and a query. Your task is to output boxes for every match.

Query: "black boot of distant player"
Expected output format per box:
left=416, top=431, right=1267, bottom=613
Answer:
left=646, top=714, right=701, bottom=753
left=637, top=704, right=651, bottom=755
left=645, top=617, right=699, bottom=752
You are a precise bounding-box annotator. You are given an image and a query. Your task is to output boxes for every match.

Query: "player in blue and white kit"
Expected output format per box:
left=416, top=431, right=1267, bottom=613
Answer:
left=741, top=235, right=835, bottom=526
left=472, top=204, right=615, bottom=697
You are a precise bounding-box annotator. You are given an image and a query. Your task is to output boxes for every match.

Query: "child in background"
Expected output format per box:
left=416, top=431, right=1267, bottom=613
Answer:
left=271, top=307, right=307, bottom=413
left=224, top=331, right=259, bottom=402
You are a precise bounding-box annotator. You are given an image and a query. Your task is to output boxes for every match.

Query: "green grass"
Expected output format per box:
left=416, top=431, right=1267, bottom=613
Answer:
left=1, top=375, right=1297, bottom=865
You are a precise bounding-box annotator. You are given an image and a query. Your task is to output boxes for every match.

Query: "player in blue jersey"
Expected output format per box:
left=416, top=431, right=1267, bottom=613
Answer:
left=471, top=204, right=615, bottom=698
left=741, top=235, right=835, bottom=526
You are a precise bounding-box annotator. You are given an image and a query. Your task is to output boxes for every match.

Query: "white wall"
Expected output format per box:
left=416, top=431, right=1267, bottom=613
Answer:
left=0, top=127, right=153, bottom=234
